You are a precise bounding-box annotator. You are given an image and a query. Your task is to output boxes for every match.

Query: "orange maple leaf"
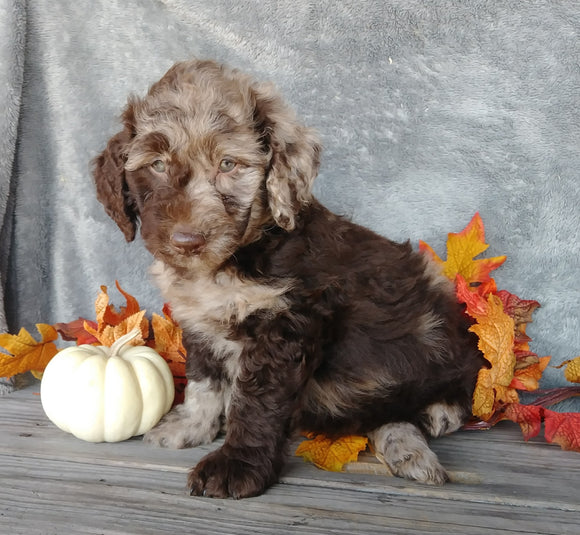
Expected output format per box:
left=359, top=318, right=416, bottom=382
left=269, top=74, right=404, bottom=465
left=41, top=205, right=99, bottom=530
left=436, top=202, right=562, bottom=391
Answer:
left=99, top=280, right=141, bottom=326
left=510, top=356, right=551, bottom=391
left=84, top=310, right=149, bottom=347
left=0, top=324, right=59, bottom=378
left=469, top=294, right=516, bottom=420
left=151, top=313, right=186, bottom=363
left=83, top=283, right=149, bottom=346
left=150, top=312, right=187, bottom=405
left=419, top=212, right=506, bottom=286
left=455, top=275, right=489, bottom=317
left=456, top=278, right=521, bottom=408
left=295, top=433, right=369, bottom=472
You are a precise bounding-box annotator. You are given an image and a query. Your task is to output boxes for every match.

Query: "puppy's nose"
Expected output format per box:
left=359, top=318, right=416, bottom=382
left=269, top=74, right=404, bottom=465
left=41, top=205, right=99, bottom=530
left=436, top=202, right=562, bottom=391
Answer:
left=170, top=229, right=206, bottom=253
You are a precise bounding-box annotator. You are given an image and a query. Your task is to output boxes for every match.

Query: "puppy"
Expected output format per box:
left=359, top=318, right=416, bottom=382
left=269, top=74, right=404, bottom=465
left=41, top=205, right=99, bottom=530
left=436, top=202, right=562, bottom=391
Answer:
left=93, top=59, right=484, bottom=499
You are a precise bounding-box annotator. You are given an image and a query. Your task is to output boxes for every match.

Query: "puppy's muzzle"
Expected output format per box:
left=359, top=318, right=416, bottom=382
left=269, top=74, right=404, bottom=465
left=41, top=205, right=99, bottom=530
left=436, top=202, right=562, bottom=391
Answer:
left=170, top=227, right=206, bottom=254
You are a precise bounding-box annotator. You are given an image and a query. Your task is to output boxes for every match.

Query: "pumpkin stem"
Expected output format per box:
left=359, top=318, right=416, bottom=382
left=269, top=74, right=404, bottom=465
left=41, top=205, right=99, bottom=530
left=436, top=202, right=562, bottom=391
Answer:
left=110, top=328, right=143, bottom=357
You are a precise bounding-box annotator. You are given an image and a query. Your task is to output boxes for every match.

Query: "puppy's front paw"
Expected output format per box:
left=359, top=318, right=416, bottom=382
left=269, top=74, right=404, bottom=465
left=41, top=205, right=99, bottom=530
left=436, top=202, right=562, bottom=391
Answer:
left=188, top=448, right=273, bottom=499
left=143, top=404, right=220, bottom=449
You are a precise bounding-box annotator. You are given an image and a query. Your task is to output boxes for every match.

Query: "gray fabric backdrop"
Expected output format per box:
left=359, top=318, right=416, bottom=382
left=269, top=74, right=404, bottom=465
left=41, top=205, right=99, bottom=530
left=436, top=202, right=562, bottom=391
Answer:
left=1, top=0, right=578, bottom=408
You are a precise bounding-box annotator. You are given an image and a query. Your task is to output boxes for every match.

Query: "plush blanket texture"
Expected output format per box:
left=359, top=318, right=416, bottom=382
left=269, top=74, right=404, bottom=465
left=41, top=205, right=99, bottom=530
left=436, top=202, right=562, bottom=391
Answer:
left=1, top=0, right=578, bottom=407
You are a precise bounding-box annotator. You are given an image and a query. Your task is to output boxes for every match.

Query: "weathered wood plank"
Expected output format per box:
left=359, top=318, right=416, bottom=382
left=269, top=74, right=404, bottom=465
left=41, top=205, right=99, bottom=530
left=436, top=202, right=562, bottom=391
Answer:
left=1, top=385, right=579, bottom=535
left=3, top=457, right=578, bottom=535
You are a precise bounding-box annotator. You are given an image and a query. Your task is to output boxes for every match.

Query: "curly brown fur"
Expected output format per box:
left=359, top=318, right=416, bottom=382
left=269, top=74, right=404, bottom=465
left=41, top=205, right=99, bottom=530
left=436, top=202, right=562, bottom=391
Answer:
left=93, top=59, right=485, bottom=499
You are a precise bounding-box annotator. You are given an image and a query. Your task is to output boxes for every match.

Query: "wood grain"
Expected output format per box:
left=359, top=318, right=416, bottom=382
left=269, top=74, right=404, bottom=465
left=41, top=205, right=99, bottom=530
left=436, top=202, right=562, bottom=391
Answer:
left=1, top=385, right=578, bottom=534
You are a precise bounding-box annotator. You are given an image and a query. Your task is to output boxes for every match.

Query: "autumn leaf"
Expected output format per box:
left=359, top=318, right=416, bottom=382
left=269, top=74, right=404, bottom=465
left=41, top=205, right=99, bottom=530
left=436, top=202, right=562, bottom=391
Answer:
left=497, top=290, right=540, bottom=330
left=470, top=294, right=516, bottom=420
left=503, top=404, right=580, bottom=451
left=295, top=433, right=369, bottom=472
left=503, top=403, right=543, bottom=440
left=54, top=318, right=99, bottom=345
left=543, top=410, right=580, bottom=451
left=494, top=384, right=520, bottom=405
left=162, top=303, right=175, bottom=321
left=554, top=357, right=580, bottom=384
left=419, top=212, right=506, bottom=286
left=100, top=280, right=141, bottom=326
left=455, top=275, right=489, bottom=317
left=458, top=278, right=544, bottom=401
left=471, top=369, right=496, bottom=420
left=564, top=358, right=580, bottom=384
left=93, top=285, right=112, bottom=328
left=92, top=281, right=141, bottom=329
left=497, top=289, right=541, bottom=354
left=84, top=309, right=148, bottom=347
left=510, top=356, right=551, bottom=392
left=151, top=314, right=185, bottom=359
left=151, top=312, right=187, bottom=405
left=0, top=324, right=59, bottom=378
left=83, top=283, right=149, bottom=347
left=422, top=214, right=580, bottom=452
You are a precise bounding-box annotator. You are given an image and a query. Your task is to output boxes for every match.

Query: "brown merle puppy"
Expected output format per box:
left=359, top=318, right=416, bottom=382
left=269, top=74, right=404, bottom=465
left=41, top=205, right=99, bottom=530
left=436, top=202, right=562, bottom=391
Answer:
left=93, top=59, right=484, bottom=499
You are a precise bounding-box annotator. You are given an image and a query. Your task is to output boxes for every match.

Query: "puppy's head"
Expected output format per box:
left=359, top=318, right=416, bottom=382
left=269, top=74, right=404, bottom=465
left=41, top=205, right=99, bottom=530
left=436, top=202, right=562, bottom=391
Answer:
left=93, top=59, right=321, bottom=269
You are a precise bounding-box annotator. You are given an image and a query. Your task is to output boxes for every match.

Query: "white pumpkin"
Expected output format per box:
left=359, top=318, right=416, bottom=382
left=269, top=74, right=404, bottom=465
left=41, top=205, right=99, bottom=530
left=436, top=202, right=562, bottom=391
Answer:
left=40, top=329, right=174, bottom=442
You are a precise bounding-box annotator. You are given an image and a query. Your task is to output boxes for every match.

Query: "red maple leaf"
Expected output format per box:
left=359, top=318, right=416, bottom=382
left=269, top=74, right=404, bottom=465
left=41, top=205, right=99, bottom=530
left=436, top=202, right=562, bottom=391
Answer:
left=543, top=410, right=580, bottom=451
left=503, top=403, right=543, bottom=440
left=503, top=404, right=580, bottom=452
left=54, top=318, right=99, bottom=345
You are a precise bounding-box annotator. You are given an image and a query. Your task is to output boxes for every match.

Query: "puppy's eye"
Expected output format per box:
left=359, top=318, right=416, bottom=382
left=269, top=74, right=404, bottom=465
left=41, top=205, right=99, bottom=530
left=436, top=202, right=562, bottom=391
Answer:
left=218, top=158, right=236, bottom=173
left=151, top=160, right=167, bottom=174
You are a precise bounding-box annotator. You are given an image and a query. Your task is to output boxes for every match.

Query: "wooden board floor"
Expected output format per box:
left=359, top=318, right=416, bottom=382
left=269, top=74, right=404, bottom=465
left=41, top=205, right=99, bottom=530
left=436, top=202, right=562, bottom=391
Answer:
left=1, top=385, right=578, bottom=535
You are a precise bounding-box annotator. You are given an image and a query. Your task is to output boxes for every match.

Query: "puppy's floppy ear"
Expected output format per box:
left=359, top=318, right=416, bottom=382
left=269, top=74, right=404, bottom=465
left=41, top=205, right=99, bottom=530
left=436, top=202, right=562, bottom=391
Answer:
left=253, top=82, right=321, bottom=231
left=92, top=107, right=138, bottom=242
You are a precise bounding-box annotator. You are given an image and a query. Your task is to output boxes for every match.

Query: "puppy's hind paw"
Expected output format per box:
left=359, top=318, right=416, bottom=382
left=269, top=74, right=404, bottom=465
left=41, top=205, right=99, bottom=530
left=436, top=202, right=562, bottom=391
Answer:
left=369, top=422, right=449, bottom=486
left=386, top=446, right=449, bottom=486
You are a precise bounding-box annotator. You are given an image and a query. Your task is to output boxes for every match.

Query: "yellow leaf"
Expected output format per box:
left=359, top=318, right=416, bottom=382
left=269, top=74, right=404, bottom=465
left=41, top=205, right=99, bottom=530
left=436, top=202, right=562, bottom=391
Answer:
left=0, top=324, right=59, bottom=378
left=564, top=357, right=580, bottom=384
left=494, top=384, right=520, bottom=405
left=420, top=213, right=506, bottom=285
left=554, top=356, right=580, bottom=384
left=295, top=434, right=368, bottom=472
left=472, top=369, right=495, bottom=420
left=470, top=294, right=516, bottom=420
